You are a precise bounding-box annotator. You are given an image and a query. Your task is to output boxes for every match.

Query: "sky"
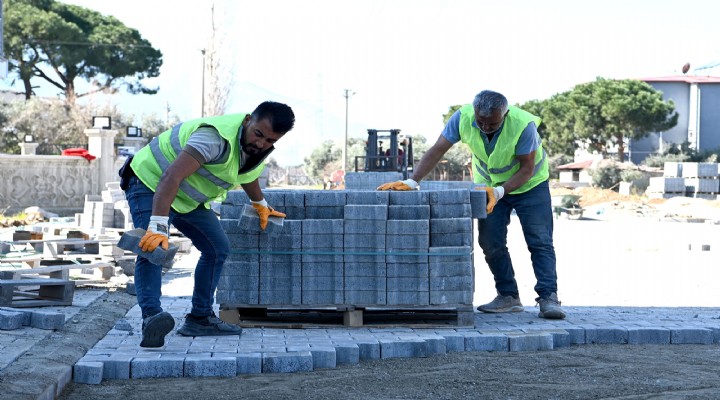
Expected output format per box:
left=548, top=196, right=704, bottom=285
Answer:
left=5, top=0, right=720, bottom=165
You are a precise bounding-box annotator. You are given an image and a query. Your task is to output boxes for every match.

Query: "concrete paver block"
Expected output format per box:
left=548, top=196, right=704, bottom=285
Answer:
left=671, top=328, right=714, bottom=344
left=465, top=333, right=508, bottom=352
left=236, top=353, right=262, bottom=375
left=627, top=328, right=671, bottom=344
left=508, top=333, right=554, bottom=352
left=586, top=327, right=628, bottom=344
left=308, top=347, right=337, bottom=369
left=183, top=356, right=236, bottom=377
left=333, top=343, right=360, bottom=364
left=117, top=228, right=179, bottom=266
left=0, top=310, right=24, bottom=330
left=73, top=361, right=104, bottom=384
left=30, top=311, right=65, bottom=330
left=262, top=352, right=313, bottom=373
left=131, top=358, right=184, bottom=379
left=380, top=339, right=428, bottom=359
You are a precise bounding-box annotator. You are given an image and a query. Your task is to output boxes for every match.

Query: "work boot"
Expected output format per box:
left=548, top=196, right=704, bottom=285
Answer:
left=477, top=294, right=524, bottom=313
left=176, top=312, right=243, bottom=337
left=140, top=311, right=175, bottom=348
left=536, top=293, right=566, bottom=319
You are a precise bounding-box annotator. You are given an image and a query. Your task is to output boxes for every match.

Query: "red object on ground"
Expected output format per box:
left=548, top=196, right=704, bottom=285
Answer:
left=61, top=148, right=97, bottom=162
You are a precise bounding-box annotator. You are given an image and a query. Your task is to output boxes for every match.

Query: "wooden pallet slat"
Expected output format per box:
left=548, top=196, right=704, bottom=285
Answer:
left=0, top=277, right=75, bottom=307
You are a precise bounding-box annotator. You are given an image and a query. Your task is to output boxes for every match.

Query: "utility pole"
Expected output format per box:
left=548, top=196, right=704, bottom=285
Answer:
left=200, top=49, right=206, bottom=117
left=343, top=89, right=355, bottom=172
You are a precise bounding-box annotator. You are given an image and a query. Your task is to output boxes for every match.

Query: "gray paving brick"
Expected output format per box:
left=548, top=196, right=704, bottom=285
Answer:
left=302, top=290, right=344, bottom=305
left=283, top=206, right=306, bottom=220
left=221, top=261, right=260, bottom=277
left=302, top=219, right=345, bottom=234
left=183, top=356, right=236, bottom=377
left=308, top=346, right=336, bottom=369
left=344, top=248, right=386, bottom=263
left=236, top=353, right=262, bottom=374
left=429, top=246, right=473, bottom=263
left=440, top=333, right=466, bottom=352
left=224, top=190, right=250, bottom=205
left=262, top=191, right=286, bottom=207
left=380, top=339, right=427, bottom=358
left=302, top=252, right=344, bottom=263
left=344, top=205, right=388, bottom=220
left=430, top=276, right=473, bottom=291
left=586, top=327, right=628, bottom=344
left=344, top=219, right=387, bottom=234
left=301, top=276, right=343, bottom=291
left=388, top=205, right=430, bottom=220
left=387, top=291, right=429, bottom=305
left=354, top=340, right=381, bottom=359
left=237, top=204, right=284, bottom=235
left=508, top=333, right=553, bottom=351
left=429, top=261, right=473, bottom=278
left=218, top=275, right=259, bottom=292
left=0, top=310, right=24, bottom=330
left=131, top=358, right=184, bottom=379
left=302, top=263, right=343, bottom=277
left=386, top=219, right=429, bottom=234
left=345, top=276, right=386, bottom=291
left=430, top=203, right=472, bottom=218
left=387, top=277, right=429, bottom=292
left=387, top=263, right=428, bottom=278
left=0, top=308, right=32, bottom=325
left=386, top=234, right=429, bottom=249
left=345, top=263, right=386, bottom=277
left=283, top=191, right=305, bottom=206
left=30, top=310, right=65, bottom=330
left=346, top=191, right=389, bottom=205
left=262, top=351, right=313, bottom=373
left=345, top=234, right=386, bottom=249
left=465, top=333, right=508, bottom=351
left=627, top=328, right=671, bottom=344
left=216, top=289, right=259, bottom=305
left=671, top=328, right=714, bottom=344
left=219, top=219, right=242, bottom=233
left=386, top=249, right=428, bottom=264
left=424, top=336, right=447, bottom=355
left=101, top=356, right=134, bottom=380
left=344, top=290, right=386, bottom=304
left=564, top=327, right=586, bottom=344
left=430, top=218, right=473, bottom=233
left=430, top=290, right=473, bottom=305
left=218, top=204, right=242, bottom=219
left=73, top=361, right=103, bottom=384
left=389, top=191, right=430, bottom=205
left=430, top=232, right=474, bottom=247
left=334, top=343, right=360, bottom=364
left=227, top=233, right=260, bottom=249
left=429, top=189, right=471, bottom=204
left=259, top=290, right=302, bottom=305
left=305, top=191, right=347, bottom=206
left=469, top=189, right=487, bottom=219
left=305, top=206, right=344, bottom=219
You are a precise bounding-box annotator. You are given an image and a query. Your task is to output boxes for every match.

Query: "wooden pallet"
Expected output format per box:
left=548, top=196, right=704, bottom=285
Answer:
left=0, top=277, right=75, bottom=307
left=219, top=304, right=475, bottom=328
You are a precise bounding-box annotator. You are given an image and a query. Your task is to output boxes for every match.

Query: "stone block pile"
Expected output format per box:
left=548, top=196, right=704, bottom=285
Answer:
left=647, top=162, right=720, bottom=200
left=216, top=189, right=487, bottom=307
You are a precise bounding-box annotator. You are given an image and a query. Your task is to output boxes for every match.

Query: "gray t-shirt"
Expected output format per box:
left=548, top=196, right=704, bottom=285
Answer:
left=184, top=126, right=247, bottom=167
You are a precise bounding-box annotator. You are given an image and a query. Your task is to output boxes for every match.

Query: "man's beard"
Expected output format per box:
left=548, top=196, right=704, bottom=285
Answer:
left=242, top=142, right=261, bottom=155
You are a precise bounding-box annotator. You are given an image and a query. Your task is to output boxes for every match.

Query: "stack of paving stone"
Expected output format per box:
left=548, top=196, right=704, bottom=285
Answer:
left=647, top=161, right=720, bottom=200
left=215, top=189, right=486, bottom=309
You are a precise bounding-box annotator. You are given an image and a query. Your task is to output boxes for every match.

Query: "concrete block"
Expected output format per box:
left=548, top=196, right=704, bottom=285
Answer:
left=508, top=333, right=554, bottom=352
left=386, top=234, right=429, bottom=249
left=334, top=343, right=360, bottom=364
left=389, top=191, right=430, bottom=205
left=344, top=205, right=388, bottom=220
left=429, top=189, right=470, bottom=204
left=424, top=336, right=447, bottom=355
left=217, top=275, right=259, bottom=293
left=302, top=219, right=344, bottom=235
left=627, top=328, right=671, bottom=344
left=224, top=190, right=250, bottom=205
left=302, top=290, right=344, bottom=305
left=259, top=290, right=302, bottom=305
left=430, top=276, right=474, bottom=291
left=301, top=276, right=343, bottom=290
left=344, top=219, right=386, bottom=234
left=385, top=249, right=428, bottom=264
left=343, top=248, right=386, bottom=263
left=429, top=246, right=474, bottom=262
left=346, top=191, right=389, bottom=205
left=283, top=191, right=305, bottom=206
left=0, top=309, right=24, bottom=330
left=236, top=352, right=262, bottom=374
left=387, top=277, right=429, bottom=291
left=387, top=291, right=429, bottom=305
left=430, top=261, right=473, bottom=277
left=262, top=191, right=286, bottom=206
left=73, top=361, right=104, bottom=384
left=183, top=356, right=236, bottom=377
left=469, top=189, right=487, bottom=219
left=564, top=327, right=586, bottom=344
left=218, top=204, right=242, bottom=219
left=301, top=252, right=343, bottom=263
left=387, top=263, right=428, bottom=278
left=259, top=254, right=302, bottom=264
left=430, top=232, right=473, bottom=247
left=101, top=356, right=133, bottom=380
left=216, top=289, right=259, bottom=305
left=354, top=340, right=381, bottom=359
left=671, top=328, right=714, bottom=344
left=386, top=219, right=429, bottom=234
left=430, top=218, right=473, bottom=233
left=117, top=228, right=179, bottom=266
left=344, top=290, right=386, bottom=305
left=221, top=261, right=260, bottom=276
left=430, top=290, right=473, bottom=305
left=388, top=205, right=431, bottom=220
left=308, top=347, right=337, bottom=369
left=259, top=233, right=302, bottom=249
left=465, top=334, right=508, bottom=351
left=30, top=310, right=65, bottom=330
left=585, top=327, right=628, bottom=344
left=441, top=333, right=466, bottom=352
left=304, top=191, right=347, bottom=206
left=305, top=206, right=344, bottom=219
left=259, top=276, right=301, bottom=292
left=262, top=351, right=313, bottom=373
left=345, top=234, right=386, bottom=249
left=302, top=234, right=344, bottom=249
left=431, top=203, right=472, bottom=219
left=0, top=308, right=32, bottom=325
left=131, top=358, right=184, bottom=378
left=302, top=263, right=343, bottom=277
left=238, top=204, right=284, bottom=235
left=345, top=276, right=386, bottom=291
left=283, top=206, right=306, bottom=220
left=219, top=219, right=242, bottom=233
left=380, top=339, right=427, bottom=359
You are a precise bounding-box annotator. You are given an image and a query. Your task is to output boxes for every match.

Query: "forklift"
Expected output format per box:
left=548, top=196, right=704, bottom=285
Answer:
left=355, top=129, right=414, bottom=179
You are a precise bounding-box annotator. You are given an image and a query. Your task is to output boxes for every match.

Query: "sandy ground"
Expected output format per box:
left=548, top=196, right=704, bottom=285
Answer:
left=54, top=203, right=720, bottom=400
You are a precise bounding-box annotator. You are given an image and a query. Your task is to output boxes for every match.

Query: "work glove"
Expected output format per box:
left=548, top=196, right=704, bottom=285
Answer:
left=376, top=178, right=419, bottom=191
left=480, top=186, right=505, bottom=214
left=251, top=199, right=286, bottom=230
left=139, top=215, right=170, bottom=252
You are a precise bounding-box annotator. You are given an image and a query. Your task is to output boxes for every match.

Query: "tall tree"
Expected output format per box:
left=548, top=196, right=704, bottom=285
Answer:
left=3, top=0, right=162, bottom=104
left=565, top=78, right=678, bottom=162
left=202, top=2, right=234, bottom=117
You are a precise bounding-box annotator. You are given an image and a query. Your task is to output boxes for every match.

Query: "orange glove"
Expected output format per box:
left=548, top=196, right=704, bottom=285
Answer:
left=139, top=216, right=169, bottom=252
left=479, top=186, right=504, bottom=214
left=376, top=179, right=419, bottom=191
left=251, top=200, right=286, bottom=230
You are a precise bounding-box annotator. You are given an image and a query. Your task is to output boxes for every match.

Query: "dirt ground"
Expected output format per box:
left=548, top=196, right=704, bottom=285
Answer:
left=59, top=344, right=720, bottom=400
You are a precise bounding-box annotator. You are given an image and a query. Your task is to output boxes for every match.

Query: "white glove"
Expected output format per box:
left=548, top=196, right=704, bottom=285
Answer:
left=147, top=215, right=170, bottom=237
left=493, top=186, right=505, bottom=201
left=402, top=179, right=419, bottom=189
left=251, top=199, right=269, bottom=207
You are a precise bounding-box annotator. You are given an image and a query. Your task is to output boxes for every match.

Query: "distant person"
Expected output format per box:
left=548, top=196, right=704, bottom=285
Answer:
left=377, top=90, right=564, bottom=319
left=119, top=101, right=296, bottom=347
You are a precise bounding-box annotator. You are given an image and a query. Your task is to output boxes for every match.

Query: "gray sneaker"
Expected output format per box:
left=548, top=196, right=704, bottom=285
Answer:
left=536, top=293, right=566, bottom=319
left=176, top=313, right=243, bottom=337
left=477, top=294, right=524, bottom=313
left=140, top=311, right=175, bottom=348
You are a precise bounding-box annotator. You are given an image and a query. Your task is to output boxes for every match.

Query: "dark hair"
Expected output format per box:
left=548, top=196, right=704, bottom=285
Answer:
left=251, top=101, right=295, bottom=134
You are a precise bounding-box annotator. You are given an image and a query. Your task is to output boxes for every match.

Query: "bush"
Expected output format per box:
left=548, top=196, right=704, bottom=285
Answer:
left=590, top=162, right=623, bottom=189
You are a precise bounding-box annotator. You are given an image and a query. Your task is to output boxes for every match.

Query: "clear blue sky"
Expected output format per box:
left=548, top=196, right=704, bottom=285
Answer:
left=5, top=0, right=720, bottom=165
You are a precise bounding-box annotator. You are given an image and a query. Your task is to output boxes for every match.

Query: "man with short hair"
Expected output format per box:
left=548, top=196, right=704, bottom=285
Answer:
left=378, top=90, right=564, bottom=319
left=119, top=101, right=295, bottom=347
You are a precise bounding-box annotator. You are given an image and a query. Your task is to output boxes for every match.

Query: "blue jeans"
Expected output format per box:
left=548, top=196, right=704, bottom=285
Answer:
left=124, top=176, right=230, bottom=318
left=477, top=180, right=557, bottom=299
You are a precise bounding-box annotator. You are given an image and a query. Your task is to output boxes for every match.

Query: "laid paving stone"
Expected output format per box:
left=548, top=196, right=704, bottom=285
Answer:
left=30, top=311, right=65, bottom=330
left=73, top=361, right=103, bottom=384
left=508, top=333, right=554, bottom=352
left=184, top=356, right=236, bottom=377
left=262, top=352, right=313, bottom=373
left=308, top=347, right=336, bottom=369
left=333, top=343, right=360, bottom=365
left=439, top=333, right=466, bottom=352
left=0, top=310, right=24, bottom=330
left=131, top=358, right=184, bottom=379
left=379, top=338, right=428, bottom=359
left=236, top=353, right=262, bottom=375
left=465, top=333, right=508, bottom=352
left=671, top=328, right=714, bottom=344
left=585, top=327, right=628, bottom=344
left=627, top=328, right=671, bottom=344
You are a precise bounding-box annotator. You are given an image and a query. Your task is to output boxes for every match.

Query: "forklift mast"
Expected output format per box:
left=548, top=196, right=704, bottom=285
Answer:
left=360, top=129, right=414, bottom=179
